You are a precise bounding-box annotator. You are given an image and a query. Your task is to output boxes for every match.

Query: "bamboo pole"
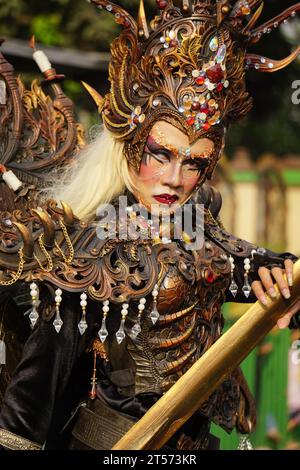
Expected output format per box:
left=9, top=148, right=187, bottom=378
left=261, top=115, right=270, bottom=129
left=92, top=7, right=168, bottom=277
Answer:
left=113, top=259, right=300, bottom=450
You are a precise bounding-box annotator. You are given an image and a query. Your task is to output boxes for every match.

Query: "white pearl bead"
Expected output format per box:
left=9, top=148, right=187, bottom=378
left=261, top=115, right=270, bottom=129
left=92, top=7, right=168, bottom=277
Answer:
left=30, top=282, right=38, bottom=290
left=55, top=296, right=62, bottom=303
left=55, top=289, right=62, bottom=296
left=123, top=304, right=129, bottom=309
left=102, top=306, right=109, bottom=313
left=152, top=290, right=159, bottom=297
left=80, top=300, right=87, bottom=307
left=244, top=258, right=250, bottom=264
left=138, top=304, right=145, bottom=311
left=121, top=309, right=128, bottom=316
left=30, top=289, right=38, bottom=297
left=80, top=293, right=87, bottom=300
left=245, top=264, right=251, bottom=270
left=103, top=300, right=109, bottom=306
left=139, top=298, right=146, bottom=305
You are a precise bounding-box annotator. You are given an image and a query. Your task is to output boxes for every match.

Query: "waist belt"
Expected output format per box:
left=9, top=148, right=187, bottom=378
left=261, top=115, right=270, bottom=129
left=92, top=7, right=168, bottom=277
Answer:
left=70, top=399, right=137, bottom=450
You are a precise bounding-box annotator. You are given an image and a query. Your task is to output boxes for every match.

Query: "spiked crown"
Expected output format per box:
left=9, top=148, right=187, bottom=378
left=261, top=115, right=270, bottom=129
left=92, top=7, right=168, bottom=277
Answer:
left=87, top=0, right=300, bottom=173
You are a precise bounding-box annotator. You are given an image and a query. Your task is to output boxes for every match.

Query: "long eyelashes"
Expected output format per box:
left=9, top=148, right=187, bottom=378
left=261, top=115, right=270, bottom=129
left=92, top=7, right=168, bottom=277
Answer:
left=141, top=152, right=207, bottom=180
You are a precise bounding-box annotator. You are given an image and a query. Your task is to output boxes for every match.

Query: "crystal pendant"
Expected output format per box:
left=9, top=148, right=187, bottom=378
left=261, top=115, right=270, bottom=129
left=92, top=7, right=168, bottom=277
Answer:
left=98, top=318, right=108, bottom=343
left=209, top=36, right=218, bottom=52
left=130, top=322, right=141, bottom=339
left=116, top=319, right=126, bottom=344
left=78, top=320, right=88, bottom=335
left=229, top=280, right=238, bottom=297
left=216, top=45, right=226, bottom=63
left=150, top=306, right=160, bottom=325
left=53, top=311, right=63, bottom=333
left=29, top=307, right=39, bottom=328
left=242, top=278, right=251, bottom=298
left=237, top=434, right=253, bottom=450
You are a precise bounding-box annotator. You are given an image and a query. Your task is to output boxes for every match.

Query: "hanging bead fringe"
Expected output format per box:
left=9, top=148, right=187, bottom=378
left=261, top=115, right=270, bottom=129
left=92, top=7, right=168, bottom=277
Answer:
left=116, top=303, right=129, bottom=344
left=98, top=300, right=109, bottom=343
left=53, top=288, right=63, bottom=333
left=29, top=282, right=40, bottom=328
left=150, top=284, right=160, bottom=324
left=242, top=258, right=252, bottom=298
left=228, top=256, right=238, bottom=297
left=78, top=293, right=88, bottom=335
left=130, top=298, right=146, bottom=339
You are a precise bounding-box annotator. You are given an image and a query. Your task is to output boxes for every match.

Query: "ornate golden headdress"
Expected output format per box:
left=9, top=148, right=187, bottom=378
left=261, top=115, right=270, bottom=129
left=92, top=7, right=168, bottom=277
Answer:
left=86, top=0, right=300, bottom=174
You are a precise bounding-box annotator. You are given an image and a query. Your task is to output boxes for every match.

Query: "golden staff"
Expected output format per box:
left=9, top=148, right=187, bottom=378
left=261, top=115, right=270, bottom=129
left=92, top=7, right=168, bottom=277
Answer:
left=113, top=259, right=300, bottom=450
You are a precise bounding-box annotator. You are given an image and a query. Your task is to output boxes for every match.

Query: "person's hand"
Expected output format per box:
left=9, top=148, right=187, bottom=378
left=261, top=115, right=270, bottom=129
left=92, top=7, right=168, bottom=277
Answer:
left=251, top=259, right=300, bottom=329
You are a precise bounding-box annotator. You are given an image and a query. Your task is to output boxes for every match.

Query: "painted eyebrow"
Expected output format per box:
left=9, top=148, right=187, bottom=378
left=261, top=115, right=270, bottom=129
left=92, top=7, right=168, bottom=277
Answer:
left=183, top=156, right=209, bottom=165
left=146, top=135, right=172, bottom=154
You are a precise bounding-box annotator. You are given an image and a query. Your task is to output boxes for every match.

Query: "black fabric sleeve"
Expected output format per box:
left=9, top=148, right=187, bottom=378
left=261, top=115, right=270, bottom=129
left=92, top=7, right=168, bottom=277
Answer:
left=0, top=289, right=93, bottom=447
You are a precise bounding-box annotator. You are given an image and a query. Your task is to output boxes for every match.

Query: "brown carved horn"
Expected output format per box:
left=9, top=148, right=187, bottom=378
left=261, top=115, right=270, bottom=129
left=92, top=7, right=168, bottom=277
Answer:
left=90, top=0, right=137, bottom=34
left=81, top=81, right=105, bottom=113
left=251, top=3, right=300, bottom=44
left=31, top=209, right=56, bottom=248
left=245, top=46, right=300, bottom=72
left=12, top=222, right=34, bottom=260
left=60, top=201, right=75, bottom=227
left=243, top=1, right=264, bottom=34
left=138, top=0, right=149, bottom=40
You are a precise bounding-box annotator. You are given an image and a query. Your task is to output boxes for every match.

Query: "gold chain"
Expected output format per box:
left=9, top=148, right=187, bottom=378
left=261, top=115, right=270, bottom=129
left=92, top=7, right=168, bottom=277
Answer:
left=34, top=234, right=54, bottom=273
left=0, top=248, right=24, bottom=286
left=54, top=218, right=74, bottom=265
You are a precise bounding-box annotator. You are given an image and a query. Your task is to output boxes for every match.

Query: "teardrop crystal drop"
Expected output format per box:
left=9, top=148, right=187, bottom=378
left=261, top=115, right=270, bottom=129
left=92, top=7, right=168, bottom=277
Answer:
left=242, top=279, right=251, bottom=298
left=53, top=314, right=63, bottom=333
left=229, top=280, right=238, bottom=297
left=116, top=320, right=126, bottom=344
left=78, top=320, right=88, bottom=335
left=98, top=318, right=108, bottom=343
left=150, top=306, right=160, bottom=325
left=29, top=307, right=39, bottom=328
left=130, top=322, right=141, bottom=339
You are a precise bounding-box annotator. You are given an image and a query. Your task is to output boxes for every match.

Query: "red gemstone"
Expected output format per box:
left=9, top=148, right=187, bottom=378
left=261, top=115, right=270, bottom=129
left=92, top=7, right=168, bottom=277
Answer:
left=203, top=123, right=211, bottom=131
left=191, top=102, right=200, bottom=111
left=200, top=104, right=209, bottom=114
left=133, top=116, right=139, bottom=125
left=195, top=76, right=205, bottom=85
left=206, top=269, right=215, bottom=283
left=157, top=0, right=168, bottom=9
left=187, top=116, right=195, bottom=126
left=206, top=64, right=224, bottom=83
left=216, top=83, right=224, bottom=92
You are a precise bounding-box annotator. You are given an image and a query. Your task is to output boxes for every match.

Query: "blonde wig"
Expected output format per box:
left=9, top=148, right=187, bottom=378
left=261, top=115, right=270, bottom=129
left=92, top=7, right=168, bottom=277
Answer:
left=45, top=127, right=133, bottom=221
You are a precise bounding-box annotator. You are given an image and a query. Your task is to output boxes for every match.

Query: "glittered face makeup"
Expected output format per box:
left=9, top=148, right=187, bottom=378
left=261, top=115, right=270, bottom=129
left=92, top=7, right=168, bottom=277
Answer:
left=129, top=121, right=214, bottom=215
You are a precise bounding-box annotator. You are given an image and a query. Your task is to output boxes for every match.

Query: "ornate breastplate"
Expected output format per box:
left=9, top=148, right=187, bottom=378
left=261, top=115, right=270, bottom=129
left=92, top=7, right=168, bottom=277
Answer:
left=104, top=238, right=231, bottom=395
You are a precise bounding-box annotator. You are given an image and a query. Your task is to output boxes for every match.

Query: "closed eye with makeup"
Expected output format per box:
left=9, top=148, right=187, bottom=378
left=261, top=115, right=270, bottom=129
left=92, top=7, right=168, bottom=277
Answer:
left=129, top=121, right=215, bottom=213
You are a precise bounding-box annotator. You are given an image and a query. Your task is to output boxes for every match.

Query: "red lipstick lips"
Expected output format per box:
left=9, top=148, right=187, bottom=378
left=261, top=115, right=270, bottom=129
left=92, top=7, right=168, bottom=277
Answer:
left=153, top=194, right=178, bottom=205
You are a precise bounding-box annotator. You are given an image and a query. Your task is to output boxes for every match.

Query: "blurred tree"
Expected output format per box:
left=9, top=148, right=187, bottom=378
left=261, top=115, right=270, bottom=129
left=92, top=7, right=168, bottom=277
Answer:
left=0, top=0, right=299, bottom=156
